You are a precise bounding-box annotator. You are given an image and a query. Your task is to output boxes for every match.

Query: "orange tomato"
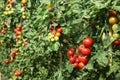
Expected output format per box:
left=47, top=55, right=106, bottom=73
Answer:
left=16, top=35, right=21, bottom=39
left=109, top=17, right=118, bottom=25
left=55, top=32, right=61, bottom=37
left=21, top=0, right=27, bottom=5
left=14, top=71, right=22, bottom=76
left=5, top=60, right=9, bottom=64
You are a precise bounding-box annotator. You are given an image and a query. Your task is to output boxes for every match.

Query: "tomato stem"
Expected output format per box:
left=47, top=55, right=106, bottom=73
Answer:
left=59, top=43, right=62, bottom=67
left=108, top=25, right=113, bottom=66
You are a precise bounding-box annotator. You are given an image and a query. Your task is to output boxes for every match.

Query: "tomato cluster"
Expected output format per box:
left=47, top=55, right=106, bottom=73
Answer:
left=48, top=22, right=62, bottom=42
left=14, top=24, right=22, bottom=40
left=67, top=38, right=94, bottom=69
left=14, top=71, right=22, bottom=76
left=108, top=10, right=120, bottom=46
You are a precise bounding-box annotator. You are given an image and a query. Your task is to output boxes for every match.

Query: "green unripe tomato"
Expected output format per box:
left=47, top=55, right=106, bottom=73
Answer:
left=54, top=36, right=59, bottom=41
left=112, top=24, right=118, bottom=31
left=50, top=38, right=55, bottom=42
left=113, top=33, right=119, bottom=39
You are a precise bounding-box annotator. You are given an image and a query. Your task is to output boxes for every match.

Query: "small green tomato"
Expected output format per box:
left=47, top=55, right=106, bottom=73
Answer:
left=112, top=24, right=118, bottom=31
left=112, top=33, right=119, bottom=39
left=50, top=38, right=55, bottom=42
left=54, top=36, right=59, bottom=41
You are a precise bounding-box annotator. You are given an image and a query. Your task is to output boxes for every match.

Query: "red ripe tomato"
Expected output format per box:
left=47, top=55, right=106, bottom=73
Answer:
left=69, top=57, right=75, bottom=64
left=12, top=50, right=18, bottom=58
left=67, top=50, right=74, bottom=57
left=78, top=56, right=89, bottom=65
left=50, top=27, right=54, bottom=31
left=14, top=71, right=22, bottom=76
left=81, top=48, right=91, bottom=56
left=73, top=63, right=79, bottom=68
left=16, top=27, right=22, bottom=32
left=83, top=38, right=93, bottom=47
left=113, top=40, right=120, bottom=46
left=15, top=31, right=21, bottom=35
left=57, top=27, right=62, bottom=33
left=5, top=60, right=9, bottom=64
left=78, top=44, right=84, bottom=52
left=79, top=62, right=85, bottom=69
left=14, top=29, right=18, bottom=33
left=75, top=58, right=80, bottom=63
left=23, top=41, right=28, bottom=46
left=1, top=29, right=6, bottom=35
left=74, top=54, right=79, bottom=58
left=69, top=48, right=76, bottom=52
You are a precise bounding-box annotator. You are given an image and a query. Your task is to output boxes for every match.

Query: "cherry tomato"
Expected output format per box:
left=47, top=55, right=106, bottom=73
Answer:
left=109, top=17, right=118, bottom=25
left=69, top=48, right=76, bottom=52
left=83, top=38, right=93, bottom=47
left=112, top=33, right=119, bottom=39
left=16, top=35, right=21, bottom=40
left=74, top=54, right=79, bottom=58
left=5, top=60, right=9, bottom=64
left=15, top=31, right=21, bottom=35
left=14, top=71, right=22, bottom=76
left=73, top=63, right=79, bottom=68
left=50, top=27, right=54, bottom=31
left=69, top=57, right=75, bottom=64
left=112, top=24, right=118, bottom=31
left=21, top=0, right=27, bottom=5
left=14, top=29, right=18, bottom=33
left=1, top=29, right=6, bottom=35
left=75, top=58, right=80, bottom=63
left=79, top=62, right=85, bottom=69
left=17, top=25, right=22, bottom=31
left=109, top=10, right=117, bottom=16
left=113, top=40, right=120, bottom=46
left=78, top=56, right=89, bottom=65
left=67, top=50, right=74, bottom=57
left=52, top=30, right=56, bottom=35
left=23, top=41, right=28, bottom=46
left=81, top=48, right=91, bottom=56
left=57, top=27, right=62, bottom=33
left=55, top=32, right=61, bottom=37
left=78, top=44, right=84, bottom=52
left=10, top=1, right=14, bottom=5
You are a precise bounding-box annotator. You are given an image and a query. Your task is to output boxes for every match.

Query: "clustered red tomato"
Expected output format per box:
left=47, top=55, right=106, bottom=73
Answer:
left=14, top=24, right=22, bottom=40
left=67, top=38, right=94, bottom=69
left=14, top=71, right=22, bottom=76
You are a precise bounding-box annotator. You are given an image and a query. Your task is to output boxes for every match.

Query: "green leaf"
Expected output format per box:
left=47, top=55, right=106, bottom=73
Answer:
left=52, top=42, right=60, bottom=51
left=66, top=62, right=73, bottom=73
left=41, top=0, right=50, bottom=4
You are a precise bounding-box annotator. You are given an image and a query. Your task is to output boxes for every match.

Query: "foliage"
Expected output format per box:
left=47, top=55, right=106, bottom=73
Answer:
left=0, top=0, right=120, bottom=80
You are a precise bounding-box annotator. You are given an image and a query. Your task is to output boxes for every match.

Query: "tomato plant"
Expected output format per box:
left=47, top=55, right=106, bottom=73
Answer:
left=0, top=0, right=120, bottom=80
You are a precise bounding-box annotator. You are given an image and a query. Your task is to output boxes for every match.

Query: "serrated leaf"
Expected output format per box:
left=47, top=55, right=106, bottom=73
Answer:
left=66, top=62, right=73, bottom=73
left=97, top=55, right=108, bottom=67
left=52, top=42, right=60, bottom=51
left=41, top=0, right=50, bottom=4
